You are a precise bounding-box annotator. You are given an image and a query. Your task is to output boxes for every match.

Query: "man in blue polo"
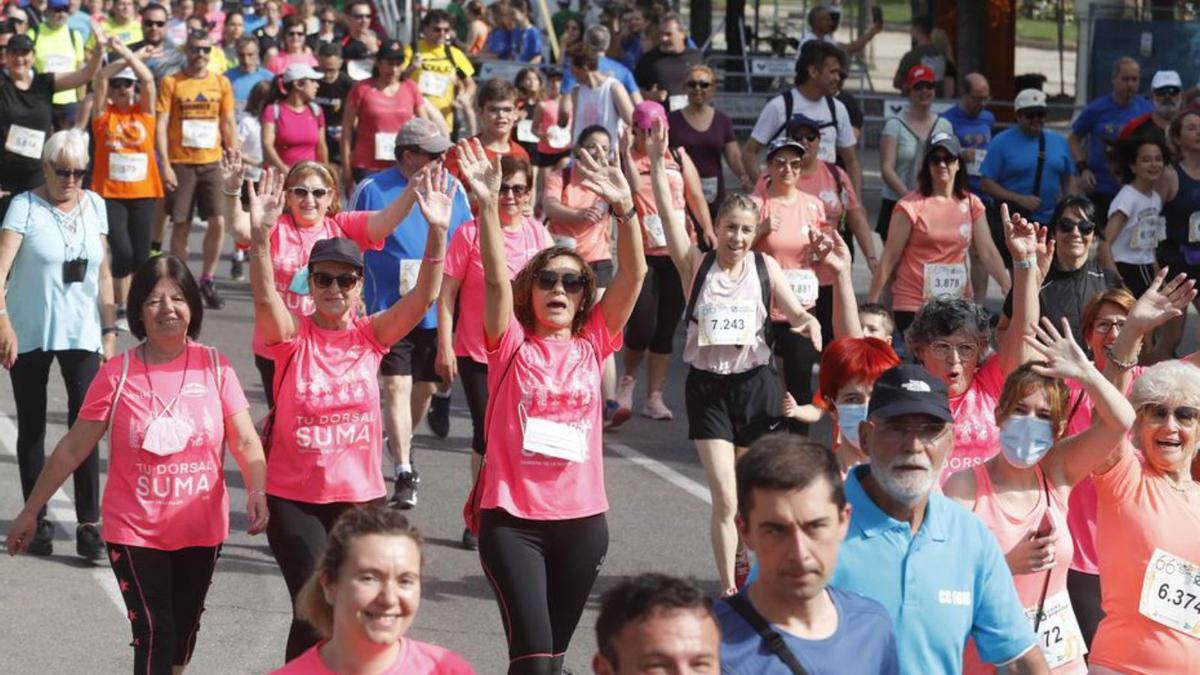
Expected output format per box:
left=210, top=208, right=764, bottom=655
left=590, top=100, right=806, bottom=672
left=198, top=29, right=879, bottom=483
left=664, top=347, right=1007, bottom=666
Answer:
left=943, top=72, right=998, bottom=298
left=832, top=365, right=1050, bottom=675
left=350, top=117, right=470, bottom=512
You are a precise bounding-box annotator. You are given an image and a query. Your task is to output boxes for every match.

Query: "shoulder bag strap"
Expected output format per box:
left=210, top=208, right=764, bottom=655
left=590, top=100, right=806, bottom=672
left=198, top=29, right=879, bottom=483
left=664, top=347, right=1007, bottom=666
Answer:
left=106, top=352, right=131, bottom=446
left=684, top=251, right=717, bottom=323
left=1031, top=131, right=1047, bottom=202
left=726, top=594, right=809, bottom=675
left=1032, top=468, right=1054, bottom=632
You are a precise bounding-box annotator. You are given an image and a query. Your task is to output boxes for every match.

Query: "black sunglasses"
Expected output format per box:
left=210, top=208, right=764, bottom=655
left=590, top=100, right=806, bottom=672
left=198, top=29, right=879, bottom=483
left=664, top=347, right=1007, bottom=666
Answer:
left=928, top=153, right=957, bottom=166
left=53, top=166, right=87, bottom=180
left=1056, top=218, right=1096, bottom=235
left=351, top=13, right=372, bottom=19
left=310, top=271, right=361, bottom=290
left=109, top=79, right=136, bottom=89
left=685, top=80, right=711, bottom=90
left=534, top=269, right=585, bottom=294
left=287, top=31, right=305, bottom=37
left=190, top=45, right=212, bottom=54
left=791, top=131, right=820, bottom=143
left=1021, top=110, right=1047, bottom=120
left=143, top=19, right=166, bottom=27
left=289, top=186, right=331, bottom=199
left=1156, top=87, right=1182, bottom=97
left=498, top=184, right=528, bottom=197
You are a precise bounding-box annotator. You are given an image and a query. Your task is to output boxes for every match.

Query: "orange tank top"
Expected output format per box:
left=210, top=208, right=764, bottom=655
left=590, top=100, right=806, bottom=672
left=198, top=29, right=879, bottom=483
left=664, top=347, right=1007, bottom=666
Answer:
left=91, top=106, right=165, bottom=200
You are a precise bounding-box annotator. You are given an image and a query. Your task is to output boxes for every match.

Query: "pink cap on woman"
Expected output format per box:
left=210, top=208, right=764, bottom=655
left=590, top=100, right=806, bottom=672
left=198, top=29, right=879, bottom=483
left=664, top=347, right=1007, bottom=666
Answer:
left=632, top=101, right=669, bottom=131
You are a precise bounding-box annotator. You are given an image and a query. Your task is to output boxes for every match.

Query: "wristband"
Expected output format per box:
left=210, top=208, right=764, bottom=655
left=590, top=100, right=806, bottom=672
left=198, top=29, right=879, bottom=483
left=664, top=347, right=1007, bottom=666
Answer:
left=248, top=489, right=266, bottom=497
left=1014, top=257, right=1037, bottom=270
left=221, top=188, right=241, bottom=197
left=615, top=205, right=636, bottom=224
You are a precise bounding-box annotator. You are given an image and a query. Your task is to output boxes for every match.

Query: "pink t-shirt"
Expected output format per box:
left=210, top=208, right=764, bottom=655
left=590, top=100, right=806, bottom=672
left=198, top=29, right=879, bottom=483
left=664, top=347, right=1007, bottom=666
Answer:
left=796, top=163, right=860, bottom=227
left=892, top=191, right=985, bottom=312
left=348, top=79, right=425, bottom=172
left=1090, top=450, right=1200, bottom=674
left=264, top=102, right=325, bottom=167
left=942, top=354, right=1003, bottom=484
left=271, top=639, right=475, bottom=674
left=445, top=217, right=549, bottom=364
left=265, top=50, right=318, bottom=75
left=534, top=97, right=568, bottom=156
left=543, top=166, right=610, bottom=264
left=752, top=189, right=829, bottom=319
left=262, top=315, right=389, bottom=504
left=252, top=211, right=380, bottom=358
left=79, top=343, right=249, bottom=550
left=482, top=307, right=620, bottom=520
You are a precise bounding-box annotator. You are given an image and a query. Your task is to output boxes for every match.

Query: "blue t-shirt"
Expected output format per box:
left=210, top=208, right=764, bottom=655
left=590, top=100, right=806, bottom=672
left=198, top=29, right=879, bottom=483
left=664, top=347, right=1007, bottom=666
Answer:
left=226, top=66, right=276, bottom=107
left=830, top=466, right=1036, bottom=674
left=2, top=190, right=109, bottom=354
left=67, top=11, right=93, bottom=43
left=1071, top=94, right=1153, bottom=197
left=980, top=127, right=1076, bottom=223
left=352, top=167, right=471, bottom=329
left=941, top=103, right=995, bottom=195
left=243, top=13, right=267, bottom=35
left=485, top=26, right=543, bottom=62
left=716, top=587, right=900, bottom=675
left=560, top=55, right=639, bottom=96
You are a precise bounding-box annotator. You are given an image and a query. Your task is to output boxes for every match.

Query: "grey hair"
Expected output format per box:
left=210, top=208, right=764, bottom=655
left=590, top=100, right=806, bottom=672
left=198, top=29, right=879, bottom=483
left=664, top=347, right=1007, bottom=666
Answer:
left=42, top=128, right=89, bottom=166
left=584, top=25, right=611, bottom=51
left=905, top=297, right=991, bottom=348
left=1131, top=360, right=1200, bottom=410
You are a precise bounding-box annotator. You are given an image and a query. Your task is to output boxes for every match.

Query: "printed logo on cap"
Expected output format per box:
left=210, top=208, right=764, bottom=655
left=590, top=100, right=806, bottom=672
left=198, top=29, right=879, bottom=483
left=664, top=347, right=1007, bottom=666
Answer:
left=901, top=380, right=932, bottom=393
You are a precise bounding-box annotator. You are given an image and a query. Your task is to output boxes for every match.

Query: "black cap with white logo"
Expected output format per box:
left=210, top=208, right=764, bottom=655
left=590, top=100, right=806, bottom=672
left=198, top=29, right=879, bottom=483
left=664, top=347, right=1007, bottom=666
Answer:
left=867, top=364, right=953, bottom=423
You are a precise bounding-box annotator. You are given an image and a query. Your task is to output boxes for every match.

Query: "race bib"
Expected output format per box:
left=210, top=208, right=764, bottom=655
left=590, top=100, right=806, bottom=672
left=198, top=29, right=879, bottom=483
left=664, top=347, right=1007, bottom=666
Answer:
left=547, top=125, right=571, bottom=149
left=5, top=124, right=46, bottom=159
left=1131, top=216, right=1163, bottom=251
left=181, top=119, right=218, bottom=149
left=818, top=139, right=836, bottom=163
left=374, top=131, right=397, bottom=161
left=109, top=153, right=148, bottom=182
left=697, top=299, right=756, bottom=346
left=668, top=94, right=689, bottom=111
left=700, top=176, right=719, bottom=204
left=516, top=119, right=539, bottom=144
left=43, top=53, right=73, bottom=73
left=644, top=214, right=667, bottom=248
left=1190, top=212, right=1200, bottom=244
left=967, top=149, right=987, bottom=176
left=552, top=234, right=577, bottom=249
left=1139, top=548, right=1200, bottom=639
left=784, top=268, right=819, bottom=309
left=417, top=70, right=452, bottom=98
left=328, top=125, right=343, bottom=140
left=523, top=416, right=586, bottom=462
left=1025, top=591, right=1088, bottom=668
left=398, top=258, right=421, bottom=295
left=924, top=262, right=967, bottom=299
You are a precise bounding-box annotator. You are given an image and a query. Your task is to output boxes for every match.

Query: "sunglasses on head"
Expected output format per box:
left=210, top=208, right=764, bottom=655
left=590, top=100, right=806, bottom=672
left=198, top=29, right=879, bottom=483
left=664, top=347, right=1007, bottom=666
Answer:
left=53, top=166, right=87, bottom=180
left=534, top=269, right=585, bottom=293
left=109, top=79, right=136, bottom=89
left=1021, top=109, right=1047, bottom=120
left=310, top=271, right=360, bottom=290
left=1056, top=218, right=1095, bottom=235
left=685, top=80, right=711, bottom=90
left=290, top=186, right=330, bottom=199
left=498, top=184, right=528, bottom=197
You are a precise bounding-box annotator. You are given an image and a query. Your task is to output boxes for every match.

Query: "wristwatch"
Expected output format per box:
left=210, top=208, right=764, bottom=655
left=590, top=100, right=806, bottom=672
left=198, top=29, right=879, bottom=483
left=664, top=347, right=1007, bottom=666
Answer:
left=1014, top=257, right=1037, bottom=270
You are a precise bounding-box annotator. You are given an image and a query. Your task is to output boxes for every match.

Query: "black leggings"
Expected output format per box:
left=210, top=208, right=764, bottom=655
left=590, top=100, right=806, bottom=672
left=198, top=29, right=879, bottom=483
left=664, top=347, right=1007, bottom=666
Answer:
left=1067, top=569, right=1104, bottom=656
left=459, top=356, right=488, bottom=454
left=107, top=542, right=221, bottom=675
left=1116, top=262, right=1156, bottom=299
left=106, top=197, right=157, bottom=279
left=771, top=284, right=834, bottom=433
left=625, top=254, right=684, bottom=354
left=479, top=509, right=608, bottom=675
left=11, top=349, right=101, bottom=522
left=266, top=496, right=362, bottom=661
left=254, top=355, right=276, bottom=409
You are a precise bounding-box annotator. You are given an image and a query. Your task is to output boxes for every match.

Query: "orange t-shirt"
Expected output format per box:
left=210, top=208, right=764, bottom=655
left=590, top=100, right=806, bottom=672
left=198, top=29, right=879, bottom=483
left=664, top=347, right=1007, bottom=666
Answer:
left=91, top=106, right=164, bottom=200
left=630, top=150, right=686, bottom=257
left=543, top=165, right=611, bottom=263
left=891, top=190, right=984, bottom=312
left=1089, top=450, right=1200, bottom=673
left=752, top=189, right=828, bottom=318
left=157, top=70, right=234, bottom=165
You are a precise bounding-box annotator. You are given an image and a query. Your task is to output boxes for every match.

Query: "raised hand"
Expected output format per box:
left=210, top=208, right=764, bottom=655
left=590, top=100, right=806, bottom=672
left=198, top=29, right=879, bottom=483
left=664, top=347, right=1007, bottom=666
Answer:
left=415, top=166, right=453, bottom=231
left=1126, top=267, right=1197, bottom=335
left=247, top=167, right=285, bottom=238
left=646, top=118, right=668, bottom=160
left=1003, top=203, right=1040, bottom=261
left=1035, top=222, right=1055, bottom=281
left=810, top=228, right=851, bottom=277
left=1025, top=317, right=1094, bottom=382
left=575, top=144, right=633, bottom=207
left=219, top=150, right=245, bottom=195
left=454, top=138, right=500, bottom=199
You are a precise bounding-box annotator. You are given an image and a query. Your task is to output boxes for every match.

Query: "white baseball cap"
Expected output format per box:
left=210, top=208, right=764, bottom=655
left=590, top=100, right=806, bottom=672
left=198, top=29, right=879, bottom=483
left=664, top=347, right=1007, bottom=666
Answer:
left=1014, top=88, right=1047, bottom=111
left=282, top=63, right=322, bottom=84
left=1152, top=70, right=1183, bottom=91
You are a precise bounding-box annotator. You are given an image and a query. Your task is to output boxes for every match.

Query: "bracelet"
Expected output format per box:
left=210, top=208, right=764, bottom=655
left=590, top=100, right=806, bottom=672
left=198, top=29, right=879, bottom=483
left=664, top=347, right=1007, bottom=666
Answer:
left=248, top=489, right=266, bottom=497
left=615, top=205, right=636, bottom=224
left=423, top=256, right=444, bottom=265
left=0, top=308, right=7, bottom=316
left=1014, top=257, right=1037, bottom=270
left=221, top=188, right=241, bottom=197
left=102, top=326, right=118, bottom=336
left=1105, top=344, right=1140, bottom=370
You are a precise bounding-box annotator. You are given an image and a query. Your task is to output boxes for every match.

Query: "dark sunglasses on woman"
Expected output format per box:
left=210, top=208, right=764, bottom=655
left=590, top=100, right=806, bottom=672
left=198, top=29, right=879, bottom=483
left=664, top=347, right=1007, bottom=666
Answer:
left=534, top=270, right=585, bottom=294
left=310, top=271, right=361, bottom=290
left=1056, top=218, right=1095, bottom=235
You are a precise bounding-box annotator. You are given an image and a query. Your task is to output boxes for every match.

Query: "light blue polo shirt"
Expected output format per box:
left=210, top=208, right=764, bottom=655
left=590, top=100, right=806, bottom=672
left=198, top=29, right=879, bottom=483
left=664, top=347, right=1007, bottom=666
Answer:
left=831, top=466, right=1036, bottom=674
left=352, top=166, right=471, bottom=330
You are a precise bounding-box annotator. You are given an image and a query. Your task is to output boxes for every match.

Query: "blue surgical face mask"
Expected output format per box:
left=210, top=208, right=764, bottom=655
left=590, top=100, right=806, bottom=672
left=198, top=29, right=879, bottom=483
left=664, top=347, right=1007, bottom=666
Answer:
left=288, top=266, right=310, bottom=295
left=998, top=414, right=1055, bottom=468
left=836, top=403, right=868, bottom=448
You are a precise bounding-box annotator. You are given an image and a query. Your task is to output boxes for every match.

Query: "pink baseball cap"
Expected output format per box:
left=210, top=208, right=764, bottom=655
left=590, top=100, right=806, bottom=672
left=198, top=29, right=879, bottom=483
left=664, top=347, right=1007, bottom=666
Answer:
left=906, top=64, right=936, bottom=88
left=632, top=101, right=669, bottom=131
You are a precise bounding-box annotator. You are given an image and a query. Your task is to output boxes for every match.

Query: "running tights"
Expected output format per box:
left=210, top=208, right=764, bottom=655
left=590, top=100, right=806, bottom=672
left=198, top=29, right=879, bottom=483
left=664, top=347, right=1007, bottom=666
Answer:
left=478, top=509, right=608, bottom=675
left=624, top=255, right=684, bottom=354
left=1067, top=569, right=1104, bottom=654
left=107, top=542, right=220, bottom=675
left=106, top=198, right=157, bottom=279
left=458, top=356, right=489, bottom=454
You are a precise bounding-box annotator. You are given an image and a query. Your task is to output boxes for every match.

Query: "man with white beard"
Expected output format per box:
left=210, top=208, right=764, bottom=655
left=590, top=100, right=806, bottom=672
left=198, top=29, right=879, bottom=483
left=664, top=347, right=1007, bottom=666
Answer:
left=1117, top=69, right=1181, bottom=147
left=830, top=364, right=1051, bottom=675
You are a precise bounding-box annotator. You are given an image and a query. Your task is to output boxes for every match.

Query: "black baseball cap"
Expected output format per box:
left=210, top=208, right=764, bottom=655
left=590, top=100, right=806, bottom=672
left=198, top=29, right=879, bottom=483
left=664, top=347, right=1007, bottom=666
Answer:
left=377, top=39, right=405, bottom=61
left=308, top=237, right=363, bottom=271
left=7, top=34, right=33, bottom=52
left=317, top=42, right=342, bottom=58
left=867, top=365, right=953, bottom=423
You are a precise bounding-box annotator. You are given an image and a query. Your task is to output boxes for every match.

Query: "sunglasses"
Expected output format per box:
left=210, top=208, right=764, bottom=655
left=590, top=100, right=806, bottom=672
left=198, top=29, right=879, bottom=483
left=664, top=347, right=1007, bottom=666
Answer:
left=1056, top=218, right=1095, bottom=235
left=1021, top=110, right=1047, bottom=120
left=109, top=79, right=136, bottom=89
left=1141, top=403, right=1200, bottom=426
left=913, top=82, right=935, bottom=91
left=351, top=13, right=372, bottom=19
left=191, top=45, right=212, bottom=54
left=53, top=166, right=87, bottom=180
left=143, top=19, right=166, bottom=27
left=534, top=269, right=585, bottom=293
left=290, top=186, right=331, bottom=199
left=287, top=31, right=305, bottom=37
left=792, top=131, right=820, bottom=143
left=498, top=184, right=528, bottom=197
left=685, top=80, right=712, bottom=90
left=1156, top=87, right=1182, bottom=97
left=310, top=271, right=361, bottom=290
left=928, top=153, right=957, bottom=166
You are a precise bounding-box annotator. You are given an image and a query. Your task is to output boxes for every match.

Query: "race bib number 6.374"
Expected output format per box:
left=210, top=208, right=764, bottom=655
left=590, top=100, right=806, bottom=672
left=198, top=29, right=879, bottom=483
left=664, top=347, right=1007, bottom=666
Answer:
left=1139, top=548, right=1200, bottom=639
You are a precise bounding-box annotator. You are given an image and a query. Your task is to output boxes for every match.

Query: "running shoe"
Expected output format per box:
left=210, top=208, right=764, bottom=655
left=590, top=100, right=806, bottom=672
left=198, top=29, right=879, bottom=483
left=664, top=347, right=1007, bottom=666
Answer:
left=114, top=307, right=130, bottom=334
left=427, top=391, right=451, bottom=438
left=734, top=543, right=751, bottom=590
left=390, top=470, right=419, bottom=509
left=148, top=245, right=163, bottom=259
left=76, top=522, right=105, bottom=561
left=602, top=399, right=620, bottom=429
left=609, top=376, right=635, bottom=429
left=199, top=279, right=225, bottom=310
left=461, top=527, right=478, bottom=551
left=641, top=391, right=674, bottom=421
left=27, top=518, right=54, bottom=556
left=230, top=250, right=246, bottom=282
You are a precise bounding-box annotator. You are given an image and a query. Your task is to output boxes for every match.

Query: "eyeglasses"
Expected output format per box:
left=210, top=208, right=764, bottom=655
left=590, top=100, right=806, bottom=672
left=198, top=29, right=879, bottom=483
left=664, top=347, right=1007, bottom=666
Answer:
left=351, top=13, right=372, bottom=19
left=287, top=31, right=305, bottom=37
left=913, top=82, right=935, bottom=92
left=685, top=80, right=712, bottom=90
left=289, top=186, right=330, bottom=199
left=109, top=79, right=136, bottom=89
left=770, top=157, right=804, bottom=172
left=534, top=269, right=585, bottom=293
left=1155, top=87, right=1182, bottom=97
left=310, top=271, right=361, bottom=290
left=1056, top=218, right=1095, bottom=235
left=927, top=340, right=980, bottom=361
left=143, top=19, right=166, bottom=27
left=498, top=184, right=528, bottom=197
left=191, top=45, right=212, bottom=54
left=52, top=166, right=87, bottom=180
left=1021, top=110, right=1047, bottom=120
left=1141, top=403, right=1200, bottom=427
left=1092, top=318, right=1126, bottom=334
left=871, top=420, right=950, bottom=443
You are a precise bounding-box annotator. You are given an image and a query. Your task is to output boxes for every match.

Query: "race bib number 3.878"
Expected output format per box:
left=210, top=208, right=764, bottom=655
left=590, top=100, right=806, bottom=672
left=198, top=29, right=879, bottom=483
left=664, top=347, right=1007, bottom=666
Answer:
left=1139, top=548, right=1200, bottom=639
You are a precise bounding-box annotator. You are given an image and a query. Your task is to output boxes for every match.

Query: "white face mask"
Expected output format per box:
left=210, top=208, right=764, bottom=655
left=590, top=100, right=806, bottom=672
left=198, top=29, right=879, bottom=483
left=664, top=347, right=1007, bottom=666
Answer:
left=142, top=414, right=193, bottom=456
left=836, top=403, right=868, bottom=449
left=998, top=414, right=1055, bottom=469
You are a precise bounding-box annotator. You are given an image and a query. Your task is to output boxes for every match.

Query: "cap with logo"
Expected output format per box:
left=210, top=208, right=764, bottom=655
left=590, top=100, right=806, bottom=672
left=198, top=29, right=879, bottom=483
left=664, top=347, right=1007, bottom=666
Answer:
left=926, top=131, right=962, bottom=157
left=1013, top=88, right=1047, bottom=112
left=377, top=39, right=405, bottom=61
left=308, top=237, right=364, bottom=271
left=867, top=364, right=953, bottom=423
left=766, top=137, right=806, bottom=160
left=395, top=117, right=452, bottom=155
left=905, top=64, right=936, bottom=88
left=1152, top=70, right=1182, bottom=93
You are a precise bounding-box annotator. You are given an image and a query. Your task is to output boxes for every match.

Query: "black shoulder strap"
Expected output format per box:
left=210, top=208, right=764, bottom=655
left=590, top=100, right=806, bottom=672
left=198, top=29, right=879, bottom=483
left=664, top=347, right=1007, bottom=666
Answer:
left=770, top=89, right=795, bottom=142
left=754, top=251, right=771, bottom=315
left=727, top=594, right=809, bottom=675
left=825, top=94, right=838, bottom=136
left=1031, top=131, right=1047, bottom=201
left=685, top=251, right=717, bottom=323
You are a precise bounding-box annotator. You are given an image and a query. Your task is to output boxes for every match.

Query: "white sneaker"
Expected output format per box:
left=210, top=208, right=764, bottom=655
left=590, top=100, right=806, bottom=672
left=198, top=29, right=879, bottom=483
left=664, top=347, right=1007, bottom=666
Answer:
left=641, top=391, right=673, bottom=421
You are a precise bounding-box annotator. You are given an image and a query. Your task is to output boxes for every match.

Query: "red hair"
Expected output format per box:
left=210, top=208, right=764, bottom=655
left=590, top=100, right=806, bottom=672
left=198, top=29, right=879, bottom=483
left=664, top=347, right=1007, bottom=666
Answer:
left=813, top=337, right=900, bottom=410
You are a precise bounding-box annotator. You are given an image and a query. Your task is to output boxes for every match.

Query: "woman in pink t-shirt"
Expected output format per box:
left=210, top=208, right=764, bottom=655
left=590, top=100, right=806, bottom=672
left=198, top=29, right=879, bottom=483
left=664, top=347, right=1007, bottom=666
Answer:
left=265, top=16, right=318, bottom=75
left=944, top=318, right=1135, bottom=675
left=273, top=506, right=475, bottom=675
left=868, top=132, right=1010, bottom=335
left=246, top=166, right=453, bottom=661
left=262, top=63, right=328, bottom=171
left=7, top=255, right=268, bottom=674
left=455, top=136, right=646, bottom=674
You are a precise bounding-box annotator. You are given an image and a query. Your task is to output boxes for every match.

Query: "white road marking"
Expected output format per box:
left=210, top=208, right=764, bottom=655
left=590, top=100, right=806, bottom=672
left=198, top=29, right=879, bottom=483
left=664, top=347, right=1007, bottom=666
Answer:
left=605, top=441, right=711, bottom=504
left=0, top=411, right=125, bottom=616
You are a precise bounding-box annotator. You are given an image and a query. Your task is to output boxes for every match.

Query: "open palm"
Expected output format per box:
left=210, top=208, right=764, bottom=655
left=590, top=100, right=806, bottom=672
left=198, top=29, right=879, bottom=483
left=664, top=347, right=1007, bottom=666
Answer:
left=575, top=148, right=631, bottom=206
left=454, top=138, right=500, bottom=198
left=1025, top=317, right=1092, bottom=381
left=415, top=168, right=453, bottom=229
left=248, top=167, right=284, bottom=236
left=1128, top=268, right=1197, bottom=332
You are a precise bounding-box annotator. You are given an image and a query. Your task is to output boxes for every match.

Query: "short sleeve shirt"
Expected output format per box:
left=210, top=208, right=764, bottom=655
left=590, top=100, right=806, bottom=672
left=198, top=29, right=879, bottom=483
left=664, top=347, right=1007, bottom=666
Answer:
left=945, top=354, right=1005, bottom=482
left=633, top=47, right=703, bottom=98
left=880, top=116, right=955, bottom=201
left=401, top=40, right=475, bottom=125
left=891, top=191, right=985, bottom=313
left=749, top=89, right=856, bottom=164
left=1106, top=184, right=1162, bottom=265
left=560, top=55, right=639, bottom=96
left=1071, top=94, right=1153, bottom=196
left=225, top=66, right=276, bottom=111
left=272, top=639, right=475, bottom=675
left=980, top=127, right=1076, bottom=223
left=0, top=72, right=55, bottom=193
left=668, top=108, right=734, bottom=205
left=543, top=165, right=610, bottom=264
left=346, top=78, right=425, bottom=172
left=941, top=103, right=996, bottom=193
left=158, top=70, right=234, bottom=165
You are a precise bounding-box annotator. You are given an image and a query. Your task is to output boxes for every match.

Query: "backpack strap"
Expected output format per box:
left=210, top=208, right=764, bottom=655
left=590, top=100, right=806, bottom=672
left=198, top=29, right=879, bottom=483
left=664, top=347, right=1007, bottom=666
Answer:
left=770, top=89, right=795, bottom=142
left=685, top=250, right=718, bottom=324
left=824, top=161, right=848, bottom=230
left=106, top=352, right=132, bottom=446
left=825, top=94, right=838, bottom=137
left=726, top=594, right=810, bottom=675
left=753, top=252, right=771, bottom=316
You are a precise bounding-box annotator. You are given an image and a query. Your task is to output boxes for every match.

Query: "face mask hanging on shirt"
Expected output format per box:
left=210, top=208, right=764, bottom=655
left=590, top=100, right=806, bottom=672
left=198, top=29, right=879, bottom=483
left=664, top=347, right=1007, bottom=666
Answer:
left=836, top=403, right=868, bottom=448
left=142, top=412, right=194, bottom=457
left=288, top=266, right=310, bottom=295
left=998, top=414, right=1055, bottom=469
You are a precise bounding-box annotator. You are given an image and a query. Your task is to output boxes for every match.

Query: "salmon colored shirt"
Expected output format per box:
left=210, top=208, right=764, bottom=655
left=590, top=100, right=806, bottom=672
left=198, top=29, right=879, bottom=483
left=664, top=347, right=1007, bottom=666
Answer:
left=796, top=163, right=860, bottom=227
left=346, top=78, right=425, bottom=172
left=91, top=106, right=165, bottom=200
left=543, top=165, right=610, bottom=263
left=891, top=191, right=985, bottom=313
left=752, top=189, right=829, bottom=318
left=631, top=149, right=686, bottom=257
left=1089, top=450, right=1200, bottom=674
